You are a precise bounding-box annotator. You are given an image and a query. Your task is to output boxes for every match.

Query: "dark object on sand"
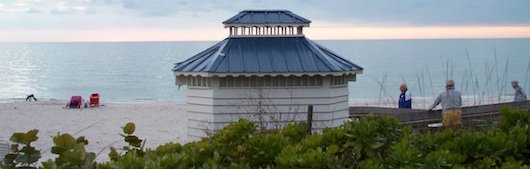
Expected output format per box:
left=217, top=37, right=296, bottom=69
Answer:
left=26, top=94, right=37, bottom=102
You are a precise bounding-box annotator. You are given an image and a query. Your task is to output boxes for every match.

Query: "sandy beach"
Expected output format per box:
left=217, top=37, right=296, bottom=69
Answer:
left=0, top=100, right=187, bottom=161
left=0, top=96, right=515, bottom=162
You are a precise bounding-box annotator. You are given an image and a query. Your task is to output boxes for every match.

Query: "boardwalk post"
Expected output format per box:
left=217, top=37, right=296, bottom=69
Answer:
left=307, top=105, right=313, bottom=134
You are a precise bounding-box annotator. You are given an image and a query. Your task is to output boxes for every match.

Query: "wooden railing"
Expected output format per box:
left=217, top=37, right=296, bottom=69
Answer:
left=349, top=101, right=530, bottom=131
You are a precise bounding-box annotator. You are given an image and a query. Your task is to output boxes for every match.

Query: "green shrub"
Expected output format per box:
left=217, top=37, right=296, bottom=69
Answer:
left=243, top=133, right=287, bottom=167
left=281, top=122, right=309, bottom=143
left=498, top=107, right=530, bottom=131
left=298, top=148, right=337, bottom=169
left=209, top=119, right=256, bottom=165
left=383, top=128, right=422, bottom=168
left=153, top=142, right=182, bottom=156
left=339, top=114, right=401, bottom=168
left=42, top=133, right=96, bottom=169
left=5, top=107, right=530, bottom=169
left=1, top=129, right=40, bottom=169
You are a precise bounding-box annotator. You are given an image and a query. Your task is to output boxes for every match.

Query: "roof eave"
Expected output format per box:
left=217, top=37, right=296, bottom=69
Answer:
left=173, top=70, right=362, bottom=77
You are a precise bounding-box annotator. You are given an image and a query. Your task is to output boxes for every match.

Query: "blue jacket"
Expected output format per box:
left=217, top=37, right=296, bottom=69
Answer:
left=399, top=90, right=412, bottom=109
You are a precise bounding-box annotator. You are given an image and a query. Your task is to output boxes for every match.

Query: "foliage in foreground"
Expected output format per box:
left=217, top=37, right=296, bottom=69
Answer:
left=2, top=107, right=530, bottom=169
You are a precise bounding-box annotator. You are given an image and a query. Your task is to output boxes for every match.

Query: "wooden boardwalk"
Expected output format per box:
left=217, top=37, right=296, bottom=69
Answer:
left=349, top=101, right=530, bottom=130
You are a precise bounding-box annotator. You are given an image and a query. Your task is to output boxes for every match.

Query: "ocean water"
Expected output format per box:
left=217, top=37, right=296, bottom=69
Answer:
left=1, top=39, right=529, bottom=103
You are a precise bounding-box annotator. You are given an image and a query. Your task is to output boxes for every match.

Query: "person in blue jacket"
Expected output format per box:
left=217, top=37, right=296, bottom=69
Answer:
left=399, top=84, right=412, bottom=109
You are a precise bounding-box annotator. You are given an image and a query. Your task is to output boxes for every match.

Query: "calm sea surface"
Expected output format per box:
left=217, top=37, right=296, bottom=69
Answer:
left=1, top=39, right=529, bottom=103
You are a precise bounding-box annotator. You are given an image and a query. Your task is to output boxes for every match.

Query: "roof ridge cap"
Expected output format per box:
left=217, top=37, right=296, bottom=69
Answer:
left=303, top=39, right=342, bottom=70
left=204, top=39, right=230, bottom=71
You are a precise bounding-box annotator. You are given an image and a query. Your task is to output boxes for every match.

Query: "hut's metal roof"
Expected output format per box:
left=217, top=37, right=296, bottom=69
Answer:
left=173, top=37, right=362, bottom=77
left=223, top=10, right=311, bottom=27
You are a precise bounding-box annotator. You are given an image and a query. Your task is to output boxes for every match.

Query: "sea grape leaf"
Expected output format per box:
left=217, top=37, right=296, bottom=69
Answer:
left=124, top=136, right=142, bottom=147
left=11, top=130, right=39, bottom=144
left=76, top=136, right=89, bottom=145
left=51, top=146, right=66, bottom=155
left=123, top=123, right=136, bottom=135
left=63, top=144, right=87, bottom=165
left=10, top=133, right=27, bottom=144
left=4, top=153, right=17, bottom=161
left=19, top=146, right=38, bottom=155
left=25, top=130, right=39, bottom=143
left=15, top=152, right=41, bottom=164
left=53, top=133, right=75, bottom=149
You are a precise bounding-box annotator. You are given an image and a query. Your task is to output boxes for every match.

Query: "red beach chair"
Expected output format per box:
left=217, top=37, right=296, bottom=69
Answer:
left=69, top=96, right=82, bottom=109
left=89, top=93, right=99, bottom=107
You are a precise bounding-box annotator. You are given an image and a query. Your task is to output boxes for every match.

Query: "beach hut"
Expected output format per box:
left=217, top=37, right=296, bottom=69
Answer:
left=173, top=10, right=363, bottom=139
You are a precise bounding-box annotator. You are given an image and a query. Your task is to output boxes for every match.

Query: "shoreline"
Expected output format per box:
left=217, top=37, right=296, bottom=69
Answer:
left=1, top=94, right=516, bottom=105
left=0, top=97, right=187, bottom=104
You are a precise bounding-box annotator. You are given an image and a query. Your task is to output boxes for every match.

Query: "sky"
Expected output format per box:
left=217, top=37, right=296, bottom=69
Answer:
left=1, top=0, right=530, bottom=42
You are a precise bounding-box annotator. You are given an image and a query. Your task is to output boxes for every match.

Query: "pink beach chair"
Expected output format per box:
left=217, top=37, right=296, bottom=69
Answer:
left=69, top=96, right=82, bottom=109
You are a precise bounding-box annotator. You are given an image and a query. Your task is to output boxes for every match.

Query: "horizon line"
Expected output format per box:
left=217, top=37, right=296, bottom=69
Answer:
left=1, top=37, right=529, bottom=43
